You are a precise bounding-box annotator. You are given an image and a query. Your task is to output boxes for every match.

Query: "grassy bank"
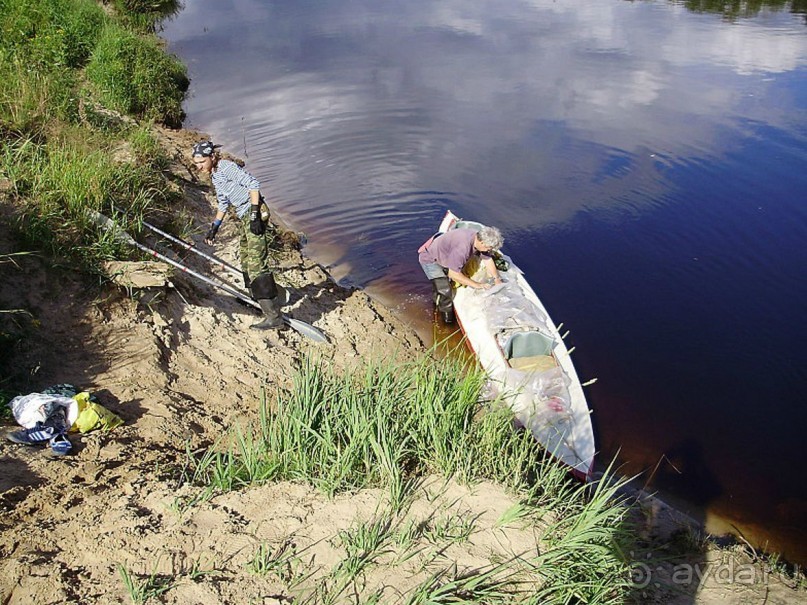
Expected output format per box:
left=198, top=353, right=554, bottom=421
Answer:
left=182, top=352, right=636, bottom=603
left=0, top=0, right=187, bottom=271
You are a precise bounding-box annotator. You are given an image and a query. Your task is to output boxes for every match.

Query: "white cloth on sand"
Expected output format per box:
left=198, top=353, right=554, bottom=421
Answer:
left=9, top=393, right=79, bottom=429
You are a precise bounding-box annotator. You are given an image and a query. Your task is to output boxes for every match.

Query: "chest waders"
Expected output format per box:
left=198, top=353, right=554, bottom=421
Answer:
left=431, top=276, right=455, bottom=324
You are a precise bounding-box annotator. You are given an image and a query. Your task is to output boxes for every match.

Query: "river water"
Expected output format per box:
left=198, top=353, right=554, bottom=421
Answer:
left=161, top=0, right=807, bottom=563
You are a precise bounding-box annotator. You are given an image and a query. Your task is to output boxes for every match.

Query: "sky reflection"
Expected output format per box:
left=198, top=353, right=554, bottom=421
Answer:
left=164, top=0, right=806, bottom=233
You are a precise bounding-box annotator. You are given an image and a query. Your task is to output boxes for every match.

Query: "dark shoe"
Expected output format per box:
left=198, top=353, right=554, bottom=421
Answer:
left=251, top=298, right=285, bottom=330
left=7, top=424, right=55, bottom=445
left=251, top=316, right=285, bottom=330
left=441, top=309, right=456, bottom=324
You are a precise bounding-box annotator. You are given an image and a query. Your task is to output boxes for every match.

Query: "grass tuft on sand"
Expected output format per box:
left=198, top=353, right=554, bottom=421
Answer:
left=186, top=351, right=635, bottom=603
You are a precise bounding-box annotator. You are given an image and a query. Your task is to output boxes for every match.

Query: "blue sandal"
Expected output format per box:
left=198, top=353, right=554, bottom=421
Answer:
left=49, top=434, right=72, bottom=456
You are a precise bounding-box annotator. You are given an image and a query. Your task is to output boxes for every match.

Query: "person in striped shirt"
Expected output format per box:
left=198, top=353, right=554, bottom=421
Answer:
left=192, top=140, right=285, bottom=330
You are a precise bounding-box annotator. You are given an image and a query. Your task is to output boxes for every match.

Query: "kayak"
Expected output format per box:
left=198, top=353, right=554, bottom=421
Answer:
left=438, top=211, right=595, bottom=480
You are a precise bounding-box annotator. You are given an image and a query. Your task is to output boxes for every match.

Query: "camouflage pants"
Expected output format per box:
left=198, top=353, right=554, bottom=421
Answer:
left=238, top=211, right=273, bottom=282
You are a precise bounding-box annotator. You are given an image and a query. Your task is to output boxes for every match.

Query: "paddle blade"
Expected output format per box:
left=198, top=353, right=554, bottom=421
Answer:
left=284, top=317, right=329, bottom=343
left=88, top=210, right=136, bottom=245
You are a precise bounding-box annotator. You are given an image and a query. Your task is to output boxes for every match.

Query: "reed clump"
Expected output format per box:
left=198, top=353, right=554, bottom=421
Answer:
left=186, top=352, right=635, bottom=603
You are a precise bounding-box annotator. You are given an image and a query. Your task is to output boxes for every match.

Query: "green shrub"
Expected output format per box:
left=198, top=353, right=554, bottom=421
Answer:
left=86, top=24, right=188, bottom=126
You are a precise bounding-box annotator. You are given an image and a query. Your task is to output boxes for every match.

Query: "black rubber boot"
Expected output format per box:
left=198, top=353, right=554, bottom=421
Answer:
left=250, top=273, right=285, bottom=330
left=431, top=277, right=455, bottom=324
left=251, top=272, right=278, bottom=299
left=251, top=298, right=285, bottom=330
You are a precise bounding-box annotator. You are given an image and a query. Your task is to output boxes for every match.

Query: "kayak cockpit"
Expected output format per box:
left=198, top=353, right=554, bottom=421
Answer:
left=501, top=330, right=558, bottom=373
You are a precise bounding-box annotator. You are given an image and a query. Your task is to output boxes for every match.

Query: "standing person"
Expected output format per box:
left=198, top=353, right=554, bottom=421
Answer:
left=418, top=226, right=504, bottom=324
left=192, top=140, right=285, bottom=330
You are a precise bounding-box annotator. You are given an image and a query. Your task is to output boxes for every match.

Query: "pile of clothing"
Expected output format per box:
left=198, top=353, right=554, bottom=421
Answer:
left=6, top=384, right=122, bottom=456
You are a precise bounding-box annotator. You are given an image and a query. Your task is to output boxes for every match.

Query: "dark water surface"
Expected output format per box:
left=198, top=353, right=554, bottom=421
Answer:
left=162, top=0, right=807, bottom=562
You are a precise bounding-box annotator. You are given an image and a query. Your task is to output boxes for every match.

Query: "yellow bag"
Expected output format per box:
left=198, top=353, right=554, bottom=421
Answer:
left=71, top=392, right=124, bottom=433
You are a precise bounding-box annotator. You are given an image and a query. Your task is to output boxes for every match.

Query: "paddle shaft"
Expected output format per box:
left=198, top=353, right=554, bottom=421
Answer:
left=133, top=241, right=327, bottom=340
left=140, top=219, right=243, bottom=280
left=95, top=211, right=327, bottom=342
left=132, top=240, right=261, bottom=310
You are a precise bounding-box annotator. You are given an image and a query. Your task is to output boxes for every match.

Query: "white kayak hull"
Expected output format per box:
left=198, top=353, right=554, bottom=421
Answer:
left=439, top=211, right=595, bottom=480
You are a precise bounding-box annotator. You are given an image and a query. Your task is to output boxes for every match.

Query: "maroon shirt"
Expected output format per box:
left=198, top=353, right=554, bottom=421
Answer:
left=418, top=228, right=487, bottom=272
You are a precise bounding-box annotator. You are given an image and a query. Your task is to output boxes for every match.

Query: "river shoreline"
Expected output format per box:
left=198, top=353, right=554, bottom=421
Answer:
left=0, top=118, right=803, bottom=602
left=173, top=120, right=804, bottom=571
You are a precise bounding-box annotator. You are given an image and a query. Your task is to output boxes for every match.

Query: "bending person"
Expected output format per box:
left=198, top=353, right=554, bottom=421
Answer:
left=192, top=140, right=285, bottom=330
left=418, top=225, right=504, bottom=324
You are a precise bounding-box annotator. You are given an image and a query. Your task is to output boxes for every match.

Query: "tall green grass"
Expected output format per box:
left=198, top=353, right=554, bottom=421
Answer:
left=0, top=0, right=107, bottom=69
left=186, top=351, right=635, bottom=603
left=0, top=56, right=82, bottom=131
left=1, top=0, right=103, bottom=130
left=0, top=0, right=189, bottom=269
left=1, top=130, right=179, bottom=268
left=86, top=24, right=188, bottom=127
left=0, top=0, right=188, bottom=129
left=190, top=354, right=544, bottom=498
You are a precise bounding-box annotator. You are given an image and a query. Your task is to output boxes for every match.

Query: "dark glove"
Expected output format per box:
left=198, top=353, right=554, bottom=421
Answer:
left=205, top=221, right=220, bottom=244
left=249, top=206, right=265, bottom=235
